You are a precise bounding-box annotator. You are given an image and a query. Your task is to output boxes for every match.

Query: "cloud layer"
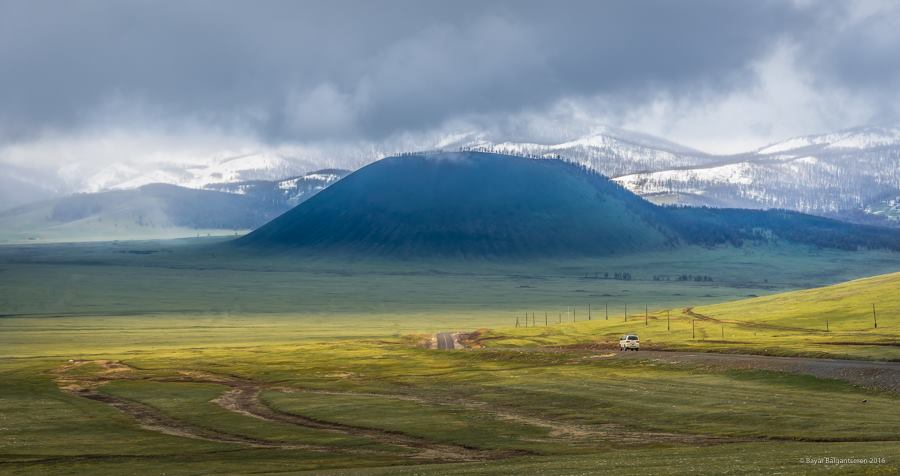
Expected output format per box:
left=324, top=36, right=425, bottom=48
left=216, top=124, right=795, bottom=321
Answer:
left=2, top=0, right=900, bottom=172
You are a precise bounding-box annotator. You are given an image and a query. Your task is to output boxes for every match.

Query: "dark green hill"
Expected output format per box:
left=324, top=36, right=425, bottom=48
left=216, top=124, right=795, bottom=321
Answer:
left=236, top=152, right=676, bottom=257
left=236, top=152, right=900, bottom=257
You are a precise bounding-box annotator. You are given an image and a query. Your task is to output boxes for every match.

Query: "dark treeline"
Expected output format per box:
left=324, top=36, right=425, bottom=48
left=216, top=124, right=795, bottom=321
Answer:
left=653, top=274, right=714, bottom=282
left=583, top=272, right=633, bottom=280
left=664, top=207, right=900, bottom=251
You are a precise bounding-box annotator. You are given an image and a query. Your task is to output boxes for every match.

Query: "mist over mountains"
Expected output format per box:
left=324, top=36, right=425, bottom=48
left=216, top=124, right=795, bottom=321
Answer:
left=2, top=124, right=899, bottom=237
left=0, top=170, right=347, bottom=243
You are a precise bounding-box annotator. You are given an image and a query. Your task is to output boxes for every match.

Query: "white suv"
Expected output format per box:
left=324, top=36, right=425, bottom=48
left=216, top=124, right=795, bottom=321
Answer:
left=619, top=335, right=640, bottom=351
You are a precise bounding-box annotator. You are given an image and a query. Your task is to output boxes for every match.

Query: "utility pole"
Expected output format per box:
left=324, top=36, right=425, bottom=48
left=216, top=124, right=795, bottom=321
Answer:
left=873, top=304, right=878, bottom=329
left=721, top=325, right=724, bottom=339
left=645, top=305, right=648, bottom=326
left=588, top=304, right=591, bottom=321
left=545, top=312, right=548, bottom=326
left=605, top=303, right=608, bottom=320
left=625, top=304, right=628, bottom=322
left=524, top=312, right=528, bottom=328
left=667, top=310, right=670, bottom=331
left=692, top=319, right=695, bottom=339
left=516, top=316, right=519, bottom=328
left=826, top=320, right=829, bottom=332
left=558, top=312, right=561, bottom=324
left=573, top=305, right=576, bottom=323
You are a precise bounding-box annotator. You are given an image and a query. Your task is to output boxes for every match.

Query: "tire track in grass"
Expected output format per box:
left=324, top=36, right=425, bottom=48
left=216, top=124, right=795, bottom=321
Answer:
left=54, top=362, right=525, bottom=462
left=175, top=370, right=763, bottom=448
left=63, top=359, right=839, bottom=458
left=195, top=373, right=528, bottom=461
left=271, top=386, right=743, bottom=445
left=72, top=389, right=334, bottom=450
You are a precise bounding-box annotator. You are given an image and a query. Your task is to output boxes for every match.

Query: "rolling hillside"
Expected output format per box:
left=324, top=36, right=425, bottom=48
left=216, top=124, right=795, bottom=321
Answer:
left=475, top=270, right=900, bottom=360
left=693, top=271, right=900, bottom=332
left=237, top=151, right=900, bottom=257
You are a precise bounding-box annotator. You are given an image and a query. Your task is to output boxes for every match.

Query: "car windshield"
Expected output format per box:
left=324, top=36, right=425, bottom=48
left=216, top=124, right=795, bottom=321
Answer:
left=627, top=336, right=638, bottom=340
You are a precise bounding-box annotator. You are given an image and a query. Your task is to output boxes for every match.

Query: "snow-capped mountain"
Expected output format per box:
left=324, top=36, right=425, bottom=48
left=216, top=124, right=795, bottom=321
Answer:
left=437, top=126, right=719, bottom=177
left=11, top=124, right=900, bottom=229
left=756, top=126, right=900, bottom=154
left=52, top=127, right=715, bottom=197
left=204, top=169, right=350, bottom=207
left=612, top=126, right=900, bottom=226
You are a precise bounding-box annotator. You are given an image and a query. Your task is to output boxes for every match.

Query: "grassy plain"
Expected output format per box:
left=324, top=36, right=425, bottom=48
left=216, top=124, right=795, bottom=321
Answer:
left=3, top=238, right=900, bottom=318
left=1, top=239, right=899, bottom=474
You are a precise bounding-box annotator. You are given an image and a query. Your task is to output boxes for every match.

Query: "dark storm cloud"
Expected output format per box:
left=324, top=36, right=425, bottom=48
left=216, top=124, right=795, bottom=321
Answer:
left=792, top=2, right=900, bottom=122
left=0, top=0, right=856, bottom=143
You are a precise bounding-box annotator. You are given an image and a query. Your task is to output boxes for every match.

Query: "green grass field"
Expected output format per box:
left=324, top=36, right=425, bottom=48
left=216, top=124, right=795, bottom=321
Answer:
left=1, top=240, right=899, bottom=474
left=479, top=271, right=900, bottom=360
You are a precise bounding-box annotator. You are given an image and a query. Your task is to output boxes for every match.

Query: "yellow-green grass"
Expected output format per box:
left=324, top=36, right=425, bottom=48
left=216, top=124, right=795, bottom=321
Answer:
left=693, top=271, right=899, bottom=333
left=321, top=442, right=900, bottom=476
left=44, top=340, right=900, bottom=442
left=477, top=272, right=900, bottom=360
left=99, top=381, right=392, bottom=451
left=0, top=367, right=222, bottom=459
left=4, top=329, right=900, bottom=474
left=3, top=241, right=900, bottom=474
left=263, top=391, right=565, bottom=453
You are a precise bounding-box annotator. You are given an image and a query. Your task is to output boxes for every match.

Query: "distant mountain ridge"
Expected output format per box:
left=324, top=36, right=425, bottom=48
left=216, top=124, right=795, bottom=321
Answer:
left=0, top=169, right=349, bottom=243
left=236, top=152, right=900, bottom=258
left=6, top=124, right=900, bottom=227
left=204, top=169, right=348, bottom=207
left=612, top=126, right=900, bottom=227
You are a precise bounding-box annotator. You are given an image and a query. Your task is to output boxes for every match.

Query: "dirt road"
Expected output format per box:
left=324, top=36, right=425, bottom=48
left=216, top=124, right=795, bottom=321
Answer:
left=436, top=332, right=456, bottom=350
left=615, top=350, right=900, bottom=393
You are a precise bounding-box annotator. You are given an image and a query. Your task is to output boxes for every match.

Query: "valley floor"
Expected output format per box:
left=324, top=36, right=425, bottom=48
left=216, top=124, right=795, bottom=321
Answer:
left=3, top=330, right=898, bottom=475
left=1, top=240, right=899, bottom=474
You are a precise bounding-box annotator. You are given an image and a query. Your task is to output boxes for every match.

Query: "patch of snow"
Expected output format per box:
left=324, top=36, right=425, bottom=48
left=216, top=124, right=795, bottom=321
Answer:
left=757, top=137, right=822, bottom=154
left=824, top=129, right=900, bottom=149
left=615, top=163, right=756, bottom=194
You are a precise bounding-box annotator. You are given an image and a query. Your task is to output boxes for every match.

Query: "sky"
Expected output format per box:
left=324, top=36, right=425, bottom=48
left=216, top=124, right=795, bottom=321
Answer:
left=2, top=0, right=900, bottom=183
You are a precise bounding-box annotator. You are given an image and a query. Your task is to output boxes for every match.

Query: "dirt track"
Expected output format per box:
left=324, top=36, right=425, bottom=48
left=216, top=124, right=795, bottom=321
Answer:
left=207, top=380, right=511, bottom=461
left=76, top=389, right=333, bottom=450
left=54, top=364, right=520, bottom=462
left=615, top=350, right=900, bottom=393
left=54, top=359, right=758, bottom=458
